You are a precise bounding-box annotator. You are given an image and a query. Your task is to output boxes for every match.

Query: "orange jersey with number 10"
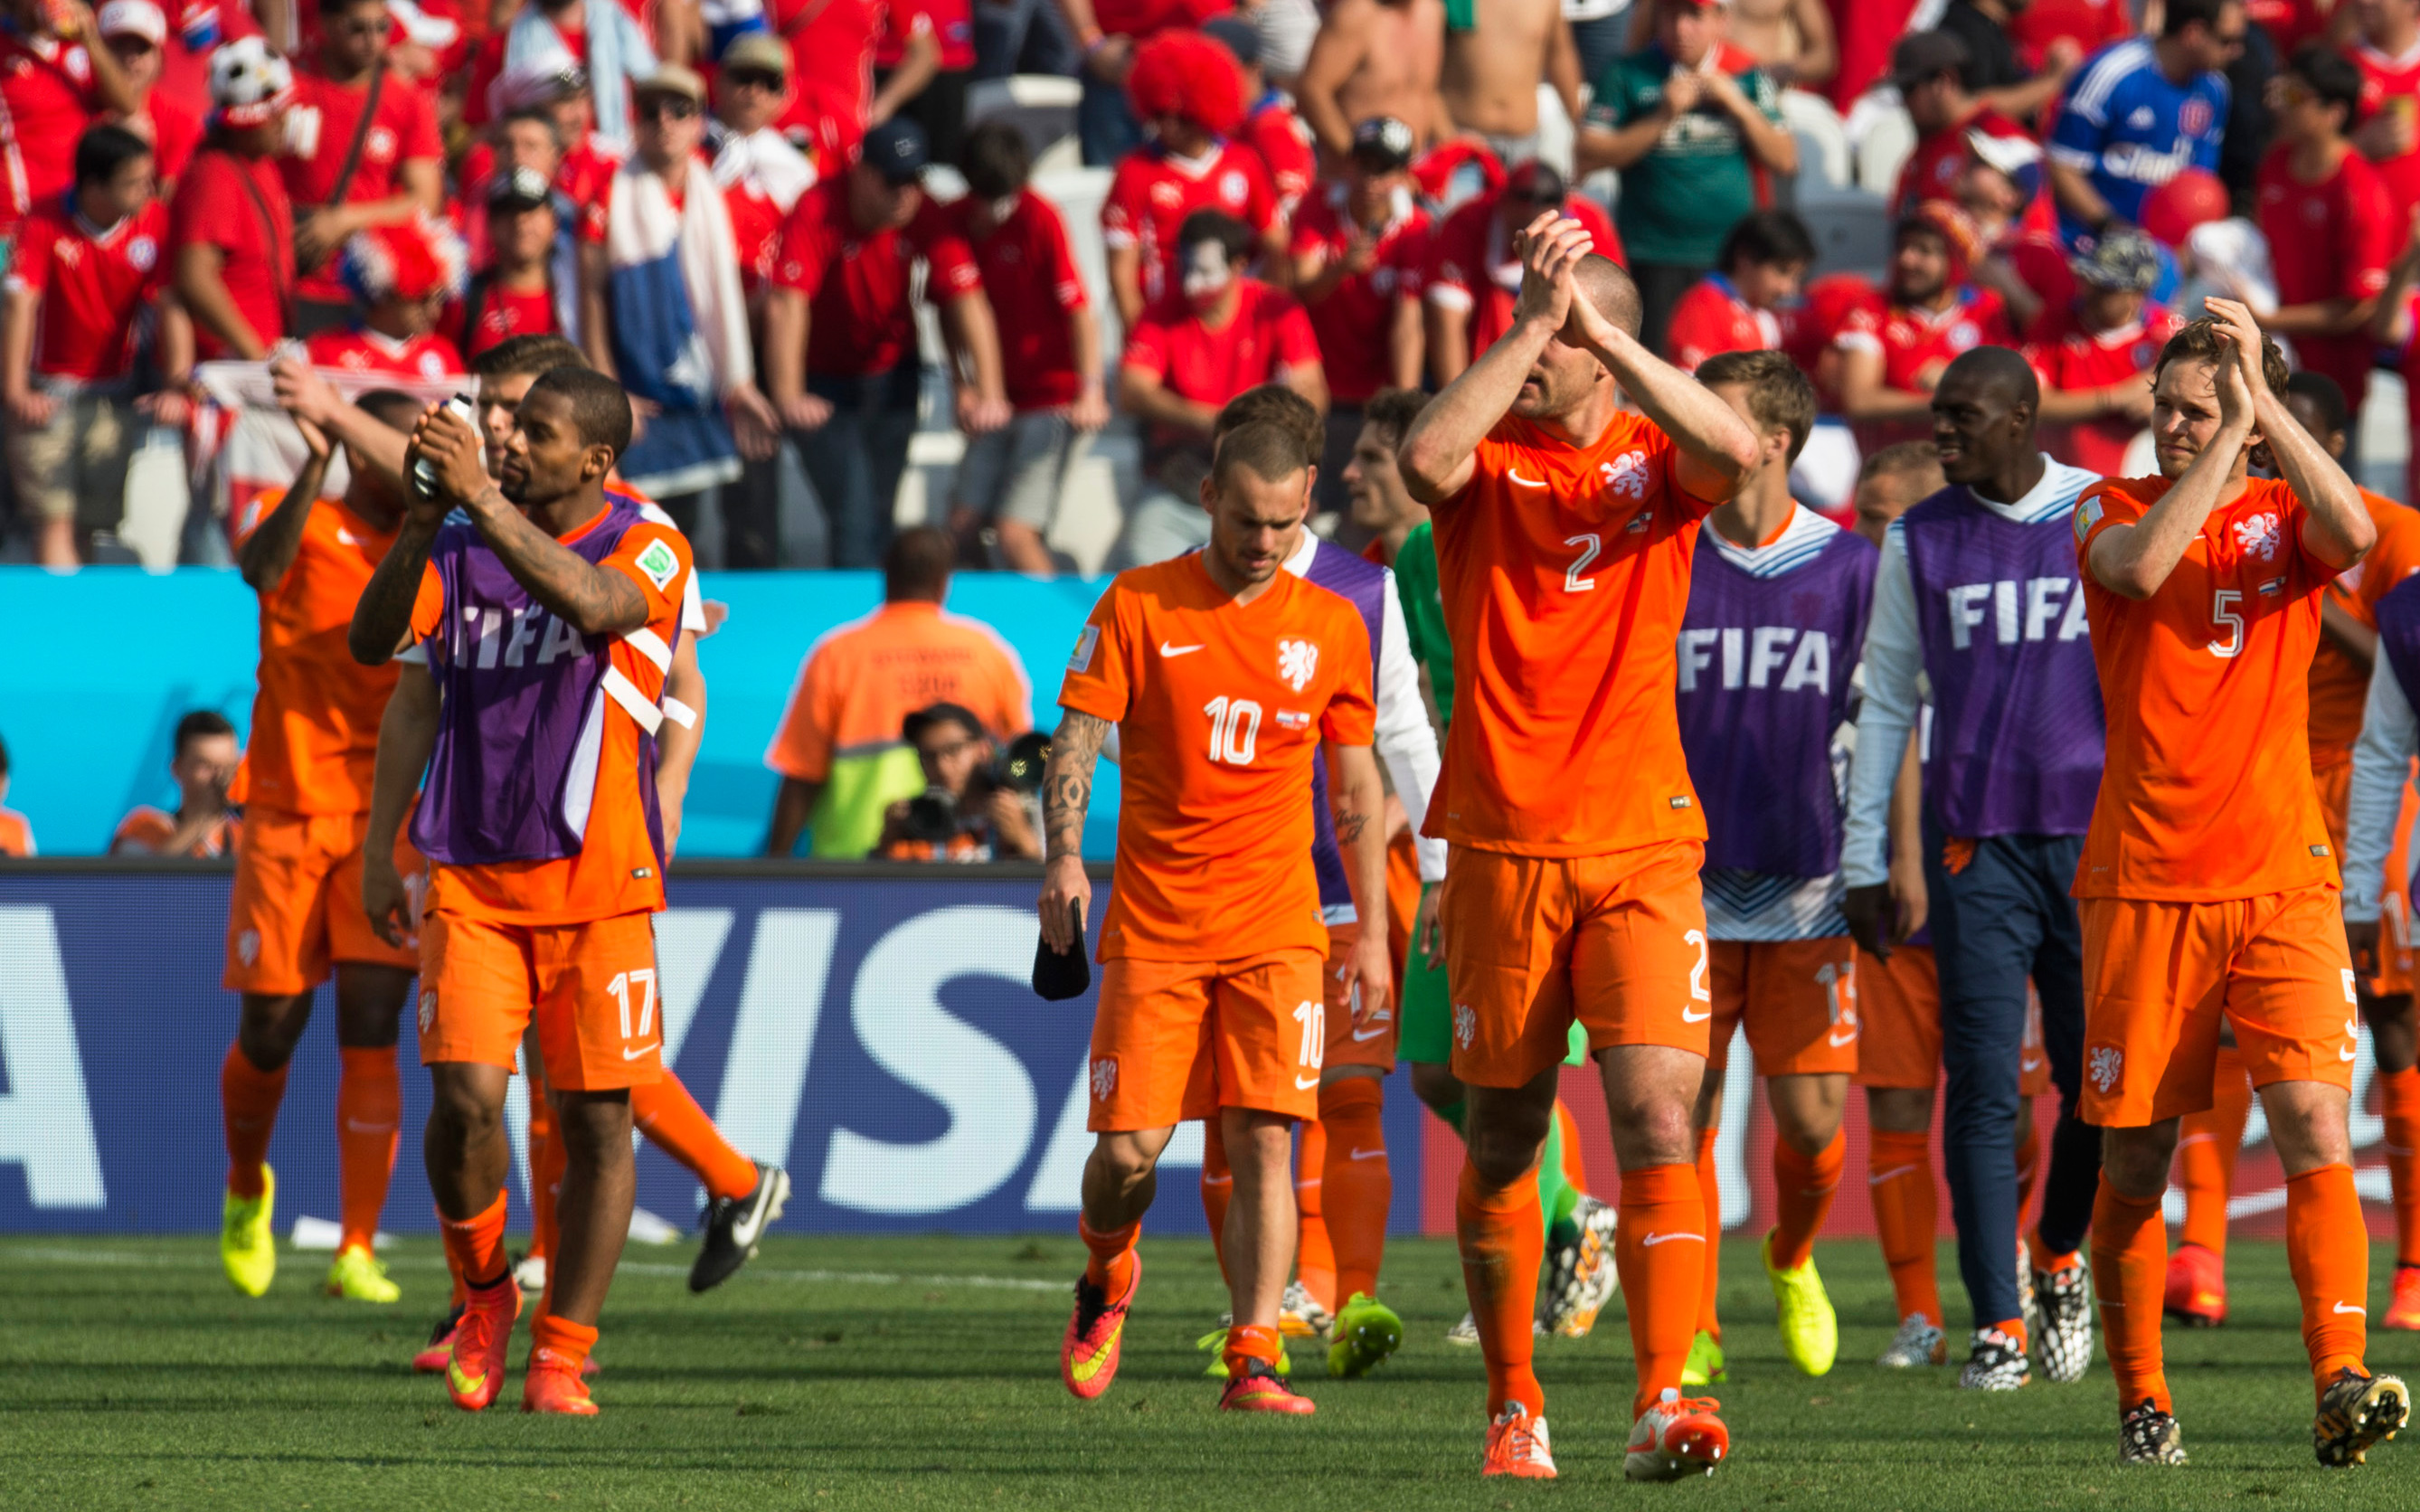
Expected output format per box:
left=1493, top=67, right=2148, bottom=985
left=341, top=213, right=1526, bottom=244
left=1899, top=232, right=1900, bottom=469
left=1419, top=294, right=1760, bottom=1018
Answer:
left=1058, top=553, right=1376, bottom=963
left=2075, top=474, right=2343, bottom=900
left=1423, top=411, right=1721, bottom=856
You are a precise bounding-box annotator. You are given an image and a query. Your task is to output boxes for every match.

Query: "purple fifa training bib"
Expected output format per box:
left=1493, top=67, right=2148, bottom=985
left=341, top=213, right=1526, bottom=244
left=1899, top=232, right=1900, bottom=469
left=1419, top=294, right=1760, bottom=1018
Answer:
left=1302, top=541, right=1389, bottom=914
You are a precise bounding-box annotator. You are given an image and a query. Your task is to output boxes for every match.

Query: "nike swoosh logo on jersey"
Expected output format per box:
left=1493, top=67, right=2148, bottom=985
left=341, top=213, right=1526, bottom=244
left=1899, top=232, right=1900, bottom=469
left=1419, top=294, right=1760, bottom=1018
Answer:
left=1681, top=1007, right=1712, bottom=1023
left=1508, top=469, right=1548, bottom=488
left=2336, top=1301, right=2368, bottom=1315
left=621, top=1044, right=659, bottom=1061
left=1348, top=1148, right=1385, bottom=1160
left=1294, top=1073, right=1321, bottom=1090
left=1640, top=1232, right=1703, bottom=1246
left=1159, top=641, right=1205, bottom=657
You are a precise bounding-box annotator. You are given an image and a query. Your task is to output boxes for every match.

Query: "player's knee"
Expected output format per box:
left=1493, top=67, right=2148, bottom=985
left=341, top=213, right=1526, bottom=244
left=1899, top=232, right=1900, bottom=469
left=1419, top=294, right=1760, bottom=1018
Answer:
left=1408, top=1062, right=1464, bottom=1116
left=1463, top=1118, right=1549, bottom=1189
left=1091, top=1134, right=1160, bottom=1192
left=2100, top=1125, right=2177, bottom=1199
left=2261, top=1085, right=2354, bottom=1172
left=1603, top=1093, right=1695, bottom=1170
left=235, top=993, right=310, bottom=1069
left=554, top=1091, right=636, bottom=1158
left=426, top=1070, right=504, bottom=1145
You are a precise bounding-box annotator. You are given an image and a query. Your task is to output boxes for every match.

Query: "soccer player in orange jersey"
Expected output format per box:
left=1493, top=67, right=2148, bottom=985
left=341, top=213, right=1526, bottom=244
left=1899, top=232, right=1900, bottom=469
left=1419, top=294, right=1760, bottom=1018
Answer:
left=2168, top=371, right=2420, bottom=1331
left=213, top=390, right=427, bottom=1304
left=353, top=369, right=691, bottom=1416
left=1044, top=418, right=1390, bottom=1414
left=1395, top=214, right=1763, bottom=1481
left=2075, top=301, right=2408, bottom=1468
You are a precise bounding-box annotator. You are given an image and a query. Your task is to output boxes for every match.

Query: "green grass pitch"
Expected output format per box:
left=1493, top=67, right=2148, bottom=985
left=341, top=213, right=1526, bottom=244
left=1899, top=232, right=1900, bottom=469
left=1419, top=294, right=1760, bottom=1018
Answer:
left=4, top=1233, right=2417, bottom=1510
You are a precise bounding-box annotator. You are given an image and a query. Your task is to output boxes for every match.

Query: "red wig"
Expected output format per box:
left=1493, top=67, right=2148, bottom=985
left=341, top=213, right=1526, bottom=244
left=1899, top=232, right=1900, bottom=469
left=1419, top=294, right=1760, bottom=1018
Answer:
left=1126, top=30, right=1246, bottom=137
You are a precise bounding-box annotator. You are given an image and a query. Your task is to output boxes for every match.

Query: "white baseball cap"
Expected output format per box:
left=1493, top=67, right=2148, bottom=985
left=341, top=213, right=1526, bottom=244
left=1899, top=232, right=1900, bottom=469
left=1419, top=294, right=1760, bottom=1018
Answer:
left=96, top=0, right=167, bottom=43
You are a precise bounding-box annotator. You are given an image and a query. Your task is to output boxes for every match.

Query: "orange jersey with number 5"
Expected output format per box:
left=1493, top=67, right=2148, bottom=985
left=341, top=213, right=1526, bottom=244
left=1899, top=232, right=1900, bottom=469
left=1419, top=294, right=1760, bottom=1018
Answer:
left=2075, top=474, right=2342, bottom=900
left=1058, top=553, right=1376, bottom=963
left=1423, top=411, right=1720, bottom=856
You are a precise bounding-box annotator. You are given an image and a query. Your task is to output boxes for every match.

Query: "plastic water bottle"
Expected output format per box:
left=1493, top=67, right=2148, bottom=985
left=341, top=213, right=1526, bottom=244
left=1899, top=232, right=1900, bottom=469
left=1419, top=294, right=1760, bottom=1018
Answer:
left=411, top=394, right=478, bottom=499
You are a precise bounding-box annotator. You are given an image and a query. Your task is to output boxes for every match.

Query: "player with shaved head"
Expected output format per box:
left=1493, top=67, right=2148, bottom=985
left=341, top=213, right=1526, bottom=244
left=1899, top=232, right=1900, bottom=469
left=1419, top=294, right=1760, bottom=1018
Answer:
left=1397, top=213, right=1762, bottom=1481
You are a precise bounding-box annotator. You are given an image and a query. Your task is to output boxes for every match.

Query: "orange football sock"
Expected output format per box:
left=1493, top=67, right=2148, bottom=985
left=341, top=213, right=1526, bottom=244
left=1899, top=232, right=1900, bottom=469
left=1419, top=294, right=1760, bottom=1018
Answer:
left=1770, top=1127, right=1845, bottom=1272
left=335, top=1045, right=401, bottom=1256
left=2175, top=1043, right=2251, bottom=1259
left=529, top=1100, right=566, bottom=1265
left=2378, top=1065, right=2420, bottom=1267
left=2092, top=1177, right=2170, bottom=1413
left=1319, top=1079, right=1389, bottom=1304
left=632, top=1073, right=759, bottom=1203
left=2286, top=1163, right=2369, bottom=1392
left=2013, top=1113, right=2041, bottom=1233
left=1617, top=1162, right=1705, bottom=1418
left=1868, top=1128, right=1942, bottom=1327
left=1555, top=1099, right=1588, bottom=1191
left=1223, top=1322, right=1282, bottom=1376
left=1201, top=1119, right=1233, bottom=1284
left=1295, top=1120, right=1336, bottom=1311
left=442, top=1233, right=468, bottom=1309
left=530, top=1311, right=599, bottom=1378
left=220, top=1044, right=288, bottom=1200
left=1079, top=1214, right=1139, bottom=1296
left=1694, top=1127, right=1721, bottom=1338
left=1455, top=1156, right=1545, bottom=1418
left=440, top=1188, right=510, bottom=1290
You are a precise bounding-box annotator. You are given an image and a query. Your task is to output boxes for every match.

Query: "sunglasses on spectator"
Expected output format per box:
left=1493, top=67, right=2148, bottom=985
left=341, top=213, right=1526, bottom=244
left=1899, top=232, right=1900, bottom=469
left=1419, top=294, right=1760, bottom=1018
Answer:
left=724, top=69, right=782, bottom=91
left=638, top=97, right=700, bottom=121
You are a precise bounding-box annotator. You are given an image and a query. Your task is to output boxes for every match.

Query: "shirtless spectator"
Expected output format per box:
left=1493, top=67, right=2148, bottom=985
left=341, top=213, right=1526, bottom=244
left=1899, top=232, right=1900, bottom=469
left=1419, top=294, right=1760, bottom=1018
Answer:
left=1441, top=0, right=1583, bottom=169
left=1653, top=0, right=1837, bottom=90
left=1298, top=0, right=1450, bottom=163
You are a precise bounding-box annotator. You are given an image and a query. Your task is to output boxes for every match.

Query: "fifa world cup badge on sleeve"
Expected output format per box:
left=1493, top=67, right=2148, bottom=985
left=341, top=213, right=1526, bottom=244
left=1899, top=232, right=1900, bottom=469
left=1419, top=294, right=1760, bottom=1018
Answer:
left=2075, top=496, right=2103, bottom=543
left=635, top=538, right=681, bottom=593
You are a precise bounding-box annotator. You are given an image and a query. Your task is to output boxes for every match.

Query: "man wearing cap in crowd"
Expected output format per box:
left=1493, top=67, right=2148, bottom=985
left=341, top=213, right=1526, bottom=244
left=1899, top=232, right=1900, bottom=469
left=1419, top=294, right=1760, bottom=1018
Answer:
left=1892, top=30, right=2048, bottom=224
left=1420, top=156, right=1617, bottom=385
left=579, top=62, right=779, bottom=534
left=1577, top=0, right=1798, bottom=356
left=169, top=35, right=296, bottom=361
left=2022, top=228, right=2173, bottom=477
left=763, top=115, right=1010, bottom=569
left=1291, top=115, right=1429, bottom=524
left=709, top=30, right=818, bottom=570
left=454, top=166, right=572, bottom=356
left=99, top=0, right=202, bottom=184
left=0, top=0, right=140, bottom=250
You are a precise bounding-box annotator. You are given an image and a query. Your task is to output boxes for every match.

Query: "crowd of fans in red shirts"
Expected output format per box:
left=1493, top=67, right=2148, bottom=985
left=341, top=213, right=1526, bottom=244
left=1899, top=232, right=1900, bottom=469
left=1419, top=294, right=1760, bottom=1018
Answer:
left=8, top=0, right=2420, bottom=574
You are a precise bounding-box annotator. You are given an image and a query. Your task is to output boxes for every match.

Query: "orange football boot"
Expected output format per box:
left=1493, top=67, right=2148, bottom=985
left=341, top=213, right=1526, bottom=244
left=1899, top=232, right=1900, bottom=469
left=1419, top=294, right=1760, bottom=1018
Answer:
left=1061, top=1254, right=1139, bottom=1400
left=2163, top=1243, right=2226, bottom=1328
left=1480, top=1403, right=1557, bottom=1479
left=1625, top=1389, right=1729, bottom=1481
left=413, top=1307, right=463, bottom=1374
left=523, top=1358, right=600, bottom=1416
left=2387, top=1266, right=2420, bottom=1332
left=1217, top=1357, right=1316, bottom=1413
left=445, top=1276, right=524, bottom=1412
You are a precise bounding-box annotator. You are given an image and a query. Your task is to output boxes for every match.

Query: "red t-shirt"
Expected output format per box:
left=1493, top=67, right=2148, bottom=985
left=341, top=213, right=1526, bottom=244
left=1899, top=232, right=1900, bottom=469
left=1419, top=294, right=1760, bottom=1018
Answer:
left=2355, top=42, right=2420, bottom=241
left=1779, top=271, right=1878, bottom=408
left=2256, top=143, right=2395, bottom=407
left=1664, top=273, right=1781, bottom=374
left=1289, top=187, right=1429, bottom=405
left=577, top=166, right=694, bottom=245
left=938, top=188, right=1086, bottom=410
left=1823, top=0, right=1924, bottom=109
left=874, top=0, right=976, bottom=71
left=1423, top=189, right=1622, bottom=364
left=449, top=280, right=562, bottom=356
left=305, top=326, right=466, bottom=380
left=5, top=199, right=168, bottom=383
left=1092, top=0, right=1228, bottom=37
left=2023, top=305, right=2182, bottom=477
left=773, top=179, right=981, bottom=377
left=713, top=129, right=818, bottom=296
left=1240, top=98, right=1315, bottom=214
left=778, top=0, right=886, bottom=165
left=157, top=4, right=262, bottom=119
left=1101, top=141, right=1281, bottom=309
left=2242, top=0, right=2330, bottom=56
left=2000, top=226, right=2079, bottom=341
left=0, top=33, right=101, bottom=230
left=2009, top=0, right=2136, bottom=62
left=281, top=64, right=446, bottom=302
left=142, top=91, right=203, bottom=185
left=169, top=147, right=294, bottom=360
left=1894, top=108, right=2031, bottom=218
left=1834, top=287, right=2014, bottom=444
left=1120, top=279, right=1319, bottom=455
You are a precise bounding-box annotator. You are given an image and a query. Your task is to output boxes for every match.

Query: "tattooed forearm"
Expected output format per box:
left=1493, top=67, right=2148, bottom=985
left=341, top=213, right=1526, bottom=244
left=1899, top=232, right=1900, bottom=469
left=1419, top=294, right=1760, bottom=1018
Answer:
left=1042, top=711, right=1111, bottom=862
left=1333, top=809, right=1369, bottom=846
left=349, top=519, right=440, bottom=665
left=468, top=486, right=649, bottom=637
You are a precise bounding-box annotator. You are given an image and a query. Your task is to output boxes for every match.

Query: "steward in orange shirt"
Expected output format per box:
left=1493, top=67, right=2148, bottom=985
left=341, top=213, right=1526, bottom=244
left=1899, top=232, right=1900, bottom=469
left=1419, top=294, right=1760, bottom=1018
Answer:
left=1394, top=213, right=1762, bottom=1482
left=212, top=390, right=426, bottom=1310
left=1040, top=419, right=1386, bottom=1417
left=2073, top=301, right=2406, bottom=1469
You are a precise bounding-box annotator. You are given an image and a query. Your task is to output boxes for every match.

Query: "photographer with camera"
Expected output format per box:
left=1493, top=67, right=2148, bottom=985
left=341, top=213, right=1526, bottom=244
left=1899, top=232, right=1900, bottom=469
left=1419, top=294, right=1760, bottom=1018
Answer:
left=875, top=704, right=1046, bottom=862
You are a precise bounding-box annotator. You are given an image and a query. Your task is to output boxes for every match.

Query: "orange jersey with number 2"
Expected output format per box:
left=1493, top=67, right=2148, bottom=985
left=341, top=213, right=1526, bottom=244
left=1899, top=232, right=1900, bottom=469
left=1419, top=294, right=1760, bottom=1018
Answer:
left=2075, top=475, right=2342, bottom=901
left=1423, top=411, right=1720, bottom=856
left=1059, top=553, right=1376, bottom=963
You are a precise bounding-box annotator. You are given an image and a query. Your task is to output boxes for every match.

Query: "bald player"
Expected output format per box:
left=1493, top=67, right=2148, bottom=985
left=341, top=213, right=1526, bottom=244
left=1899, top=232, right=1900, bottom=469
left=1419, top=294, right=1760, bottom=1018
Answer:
left=1399, top=215, right=1761, bottom=1480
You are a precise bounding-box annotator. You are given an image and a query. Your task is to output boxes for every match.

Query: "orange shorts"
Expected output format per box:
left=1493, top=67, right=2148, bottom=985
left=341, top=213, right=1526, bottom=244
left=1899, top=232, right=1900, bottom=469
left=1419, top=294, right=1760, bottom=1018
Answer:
left=2078, top=885, right=2359, bottom=1127
left=1086, top=948, right=1325, bottom=1130
left=1853, top=944, right=1939, bottom=1089
left=1323, top=920, right=1395, bottom=1074
left=1439, top=839, right=1710, bottom=1089
left=2316, top=757, right=2416, bottom=996
left=1705, top=937, right=1859, bottom=1076
left=416, top=908, right=665, bottom=1092
left=224, top=806, right=421, bottom=995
